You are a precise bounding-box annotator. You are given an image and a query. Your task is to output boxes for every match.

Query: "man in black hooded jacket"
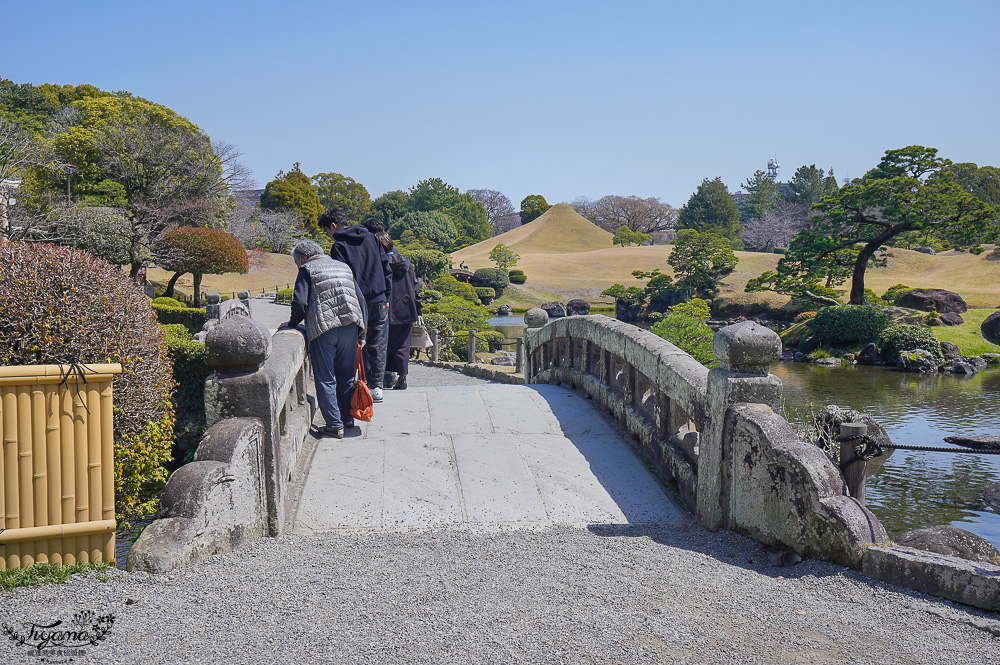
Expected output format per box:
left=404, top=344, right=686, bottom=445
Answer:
left=318, top=207, right=392, bottom=401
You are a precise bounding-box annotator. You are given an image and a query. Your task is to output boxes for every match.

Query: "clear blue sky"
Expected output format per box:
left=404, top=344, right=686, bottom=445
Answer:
left=4, top=1, right=998, bottom=207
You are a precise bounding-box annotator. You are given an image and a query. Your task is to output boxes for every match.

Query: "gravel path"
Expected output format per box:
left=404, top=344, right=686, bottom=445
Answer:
left=3, top=526, right=998, bottom=664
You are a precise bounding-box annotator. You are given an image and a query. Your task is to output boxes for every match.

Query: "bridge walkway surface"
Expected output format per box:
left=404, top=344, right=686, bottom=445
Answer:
left=3, top=358, right=999, bottom=662
left=292, top=380, right=685, bottom=535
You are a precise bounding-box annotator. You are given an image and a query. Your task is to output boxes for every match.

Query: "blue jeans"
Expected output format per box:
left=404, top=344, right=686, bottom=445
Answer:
left=309, top=324, right=359, bottom=429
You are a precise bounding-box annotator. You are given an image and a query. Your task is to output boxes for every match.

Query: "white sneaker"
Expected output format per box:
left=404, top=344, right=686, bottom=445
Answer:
left=372, top=387, right=383, bottom=403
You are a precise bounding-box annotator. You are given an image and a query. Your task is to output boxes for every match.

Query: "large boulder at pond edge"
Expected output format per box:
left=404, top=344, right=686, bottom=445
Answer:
left=940, top=341, right=961, bottom=360
left=897, top=349, right=939, bottom=373
left=566, top=299, right=590, bottom=316
left=941, top=360, right=977, bottom=375
left=984, top=483, right=1000, bottom=512
left=897, top=288, right=968, bottom=314
left=615, top=299, right=643, bottom=322
left=895, top=525, right=1000, bottom=564
left=524, top=308, right=548, bottom=327
left=857, top=342, right=884, bottom=365
left=981, top=309, right=1000, bottom=345
left=540, top=301, right=567, bottom=318
left=495, top=304, right=512, bottom=316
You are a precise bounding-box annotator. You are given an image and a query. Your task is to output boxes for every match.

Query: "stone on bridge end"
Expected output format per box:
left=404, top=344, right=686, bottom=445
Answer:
left=712, top=321, right=782, bottom=375
left=206, top=316, right=272, bottom=372
left=524, top=307, right=549, bottom=328
left=205, top=292, right=222, bottom=304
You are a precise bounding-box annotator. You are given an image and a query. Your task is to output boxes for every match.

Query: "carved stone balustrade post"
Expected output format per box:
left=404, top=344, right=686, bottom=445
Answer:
left=697, top=321, right=783, bottom=531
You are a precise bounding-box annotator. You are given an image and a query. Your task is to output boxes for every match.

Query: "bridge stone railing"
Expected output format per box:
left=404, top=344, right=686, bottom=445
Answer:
left=524, top=314, right=887, bottom=567
left=128, top=317, right=313, bottom=573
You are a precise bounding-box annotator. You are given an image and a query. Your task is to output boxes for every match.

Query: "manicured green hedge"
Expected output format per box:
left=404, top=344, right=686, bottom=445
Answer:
left=153, top=303, right=207, bottom=333
left=162, top=324, right=211, bottom=446
left=809, top=305, right=888, bottom=346
left=880, top=324, right=944, bottom=363
left=152, top=296, right=184, bottom=307
left=474, top=286, right=496, bottom=304
left=509, top=273, right=527, bottom=284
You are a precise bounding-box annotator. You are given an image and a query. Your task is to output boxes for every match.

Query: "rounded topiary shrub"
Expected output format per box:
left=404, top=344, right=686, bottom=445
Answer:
left=152, top=296, right=184, bottom=308
left=879, top=324, right=944, bottom=363
left=882, top=284, right=912, bottom=305
left=0, top=242, right=175, bottom=520
left=809, top=305, right=889, bottom=346
left=434, top=275, right=479, bottom=304
left=470, top=267, right=509, bottom=297
left=509, top=273, right=527, bottom=284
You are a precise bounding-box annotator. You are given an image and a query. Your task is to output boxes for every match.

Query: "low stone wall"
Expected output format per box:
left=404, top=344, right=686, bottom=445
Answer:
left=127, top=419, right=267, bottom=573
left=524, top=315, right=886, bottom=568
left=127, top=317, right=314, bottom=572
left=416, top=359, right=524, bottom=385
left=203, top=322, right=312, bottom=536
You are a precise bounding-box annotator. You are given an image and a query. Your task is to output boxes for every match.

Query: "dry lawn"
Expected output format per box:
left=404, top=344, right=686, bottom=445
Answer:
left=146, top=251, right=299, bottom=299
left=455, top=208, right=1000, bottom=310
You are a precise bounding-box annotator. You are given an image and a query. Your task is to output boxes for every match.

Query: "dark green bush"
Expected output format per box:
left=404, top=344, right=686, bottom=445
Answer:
left=470, top=267, right=509, bottom=297
left=420, top=288, right=443, bottom=303
left=509, top=273, right=527, bottom=284
left=474, top=286, right=496, bottom=304
left=650, top=313, right=717, bottom=368
left=879, top=324, right=944, bottom=363
left=808, top=305, right=888, bottom=346
left=162, top=325, right=211, bottom=449
left=434, top=275, right=480, bottom=304
left=508, top=269, right=525, bottom=277
left=863, top=288, right=887, bottom=306
left=152, top=303, right=207, bottom=333
left=882, top=284, right=912, bottom=305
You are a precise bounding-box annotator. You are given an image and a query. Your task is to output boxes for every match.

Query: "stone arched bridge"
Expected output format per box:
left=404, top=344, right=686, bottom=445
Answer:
left=127, top=312, right=999, bottom=613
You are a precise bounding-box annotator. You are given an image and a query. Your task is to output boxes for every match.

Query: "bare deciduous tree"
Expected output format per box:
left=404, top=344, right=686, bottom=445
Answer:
left=569, top=196, right=596, bottom=220
left=90, top=116, right=231, bottom=277
left=0, top=116, right=44, bottom=236
left=467, top=189, right=516, bottom=236
left=741, top=199, right=815, bottom=251
left=224, top=202, right=300, bottom=254
left=585, top=195, right=678, bottom=234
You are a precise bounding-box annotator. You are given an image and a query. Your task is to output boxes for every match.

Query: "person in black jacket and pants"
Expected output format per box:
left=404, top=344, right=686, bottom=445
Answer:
left=318, top=208, right=392, bottom=402
left=364, top=218, right=421, bottom=390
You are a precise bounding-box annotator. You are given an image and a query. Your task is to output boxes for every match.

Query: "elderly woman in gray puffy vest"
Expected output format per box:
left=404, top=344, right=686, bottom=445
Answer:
left=281, top=239, right=368, bottom=438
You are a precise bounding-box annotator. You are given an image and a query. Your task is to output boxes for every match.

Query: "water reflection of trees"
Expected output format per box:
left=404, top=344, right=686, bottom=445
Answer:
left=773, top=364, right=1000, bottom=544
left=867, top=452, right=1000, bottom=537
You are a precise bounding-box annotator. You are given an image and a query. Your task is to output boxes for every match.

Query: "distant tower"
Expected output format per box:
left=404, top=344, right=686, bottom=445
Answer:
left=766, top=157, right=780, bottom=180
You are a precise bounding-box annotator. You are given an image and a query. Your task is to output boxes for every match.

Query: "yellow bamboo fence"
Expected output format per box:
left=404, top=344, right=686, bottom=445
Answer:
left=0, top=363, right=121, bottom=570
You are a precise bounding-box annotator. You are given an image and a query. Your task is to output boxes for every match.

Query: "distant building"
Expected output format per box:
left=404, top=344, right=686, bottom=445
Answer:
left=234, top=188, right=264, bottom=207
left=0, top=179, right=21, bottom=232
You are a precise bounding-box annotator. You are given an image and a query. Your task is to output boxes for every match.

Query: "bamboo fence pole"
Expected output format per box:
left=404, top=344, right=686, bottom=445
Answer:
left=100, top=381, right=115, bottom=563
left=31, top=385, right=48, bottom=564
left=0, top=387, right=9, bottom=570
left=73, top=382, right=89, bottom=562
left=0, top=519, right=117, bottom=543
left=17, top=386, right=34, bottom=566
left=60, top=384, right=76, bottom=564
left=46, top=385, right=62, bottom=563
left=87, top=386, right=102, bottom=562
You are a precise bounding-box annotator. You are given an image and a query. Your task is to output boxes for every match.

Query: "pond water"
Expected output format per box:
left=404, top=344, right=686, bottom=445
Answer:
left=773, top=362, right=1000, bottom=548
left=489, top=315, right=1000, bottom=547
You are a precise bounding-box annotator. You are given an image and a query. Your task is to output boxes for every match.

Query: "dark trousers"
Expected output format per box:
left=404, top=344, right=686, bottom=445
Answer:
left=386, top=323, right=413, bottom=376
left=309, top=324, right=359, bottom=429
left=363, top=300, right=388, bottom=388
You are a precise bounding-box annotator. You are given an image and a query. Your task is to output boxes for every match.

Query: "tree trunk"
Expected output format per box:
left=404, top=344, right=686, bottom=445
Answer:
left=849, top=240, right=885, bottom=304
left=164, top=272, right=185, bottom=298
left=192, top=272, right=203, bottom=307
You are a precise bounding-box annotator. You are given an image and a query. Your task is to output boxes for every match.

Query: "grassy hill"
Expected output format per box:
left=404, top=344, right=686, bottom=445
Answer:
left=146, top=251, right=299, bottom=299
left=454, top=207, right=1000, bottom=311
